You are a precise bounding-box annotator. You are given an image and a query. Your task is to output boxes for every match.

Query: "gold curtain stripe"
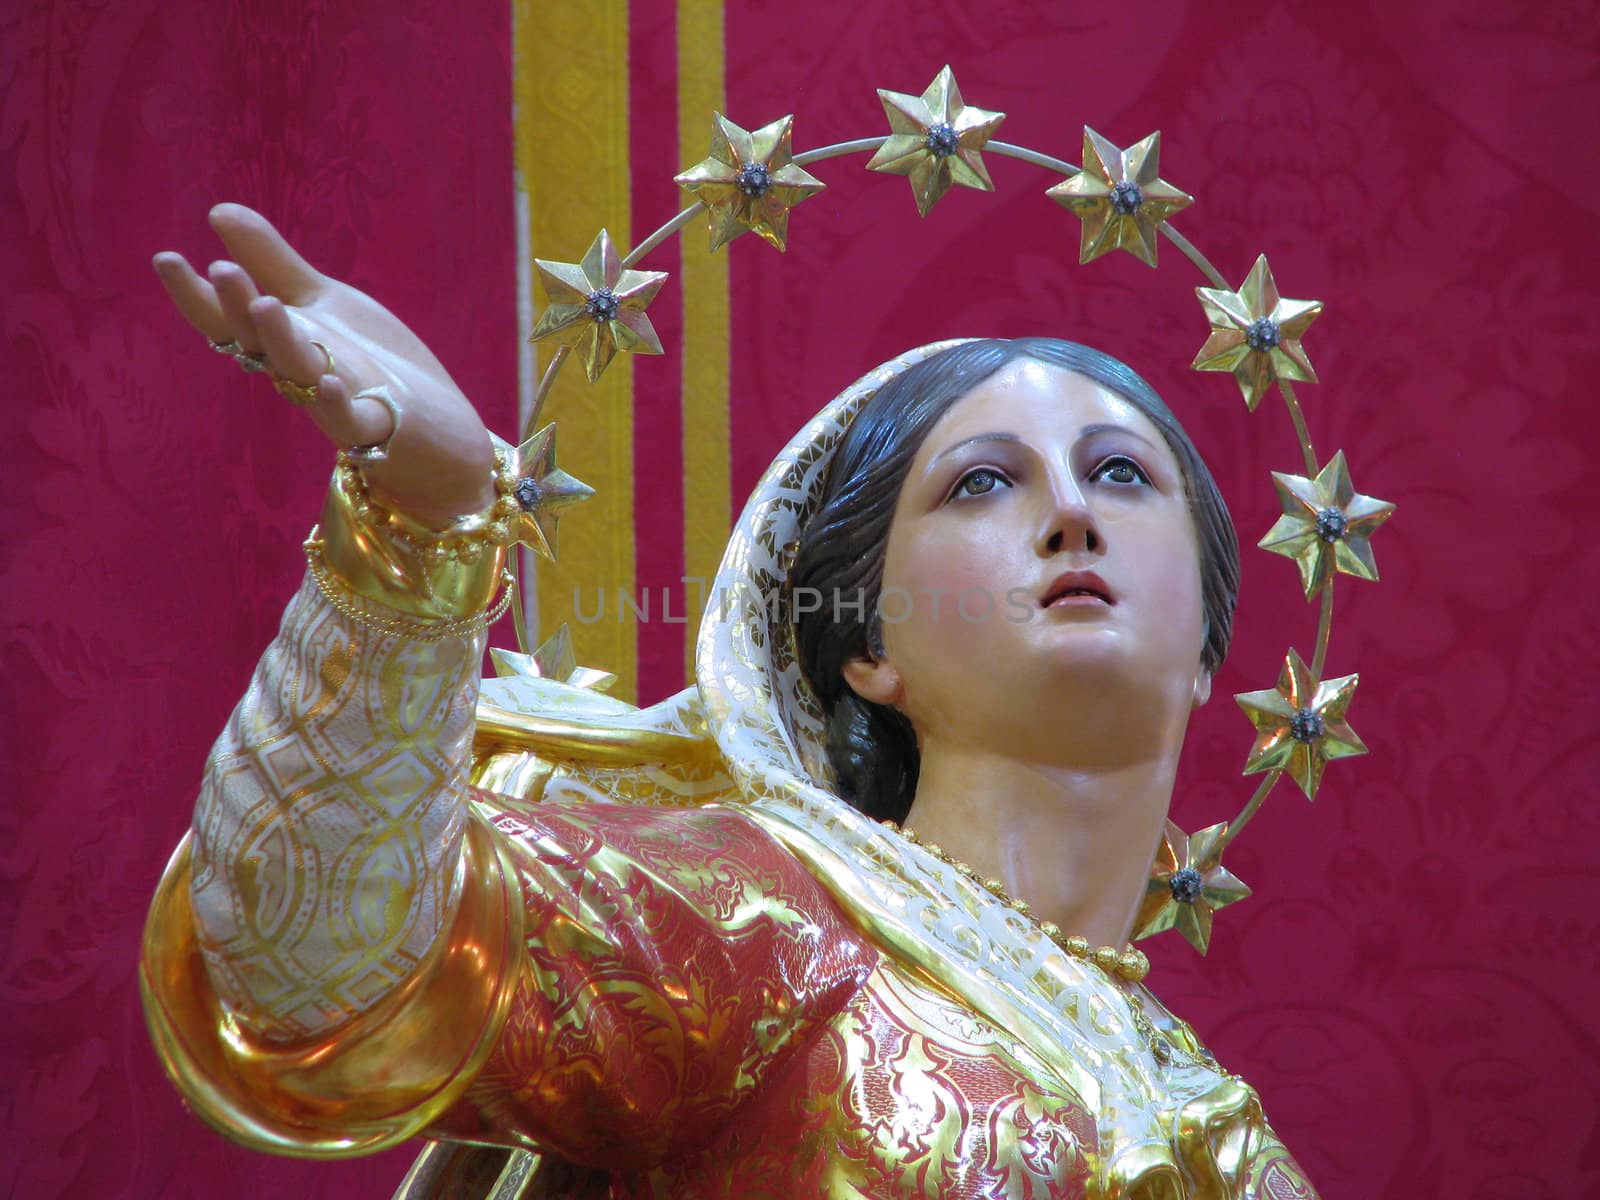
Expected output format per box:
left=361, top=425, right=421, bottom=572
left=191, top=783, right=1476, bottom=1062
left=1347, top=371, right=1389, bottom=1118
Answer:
left=676, top=0, right=731, bottom=685
left=513, top=0, right=637, bottom=701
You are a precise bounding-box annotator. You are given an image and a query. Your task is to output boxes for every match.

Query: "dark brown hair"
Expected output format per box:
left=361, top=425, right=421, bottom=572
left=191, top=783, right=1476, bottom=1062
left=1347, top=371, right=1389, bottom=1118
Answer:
left=790, top=338, right=1240, bottom=823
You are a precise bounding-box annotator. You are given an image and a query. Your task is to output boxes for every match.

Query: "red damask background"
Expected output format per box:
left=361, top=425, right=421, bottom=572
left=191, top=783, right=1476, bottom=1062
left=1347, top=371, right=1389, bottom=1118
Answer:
left=5, top=2, right=1598, bottom=1197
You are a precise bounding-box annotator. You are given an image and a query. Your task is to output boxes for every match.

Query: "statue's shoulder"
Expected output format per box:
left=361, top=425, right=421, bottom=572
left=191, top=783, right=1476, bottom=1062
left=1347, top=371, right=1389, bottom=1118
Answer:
left=472, top=670, right=738, bottom=809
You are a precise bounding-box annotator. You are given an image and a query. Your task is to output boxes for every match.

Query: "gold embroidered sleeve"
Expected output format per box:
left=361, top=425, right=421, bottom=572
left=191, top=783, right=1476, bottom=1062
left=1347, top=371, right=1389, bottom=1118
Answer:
left=140, top=469, right=521, bottom=1153
left=176, top=472, right=508, bottom=1044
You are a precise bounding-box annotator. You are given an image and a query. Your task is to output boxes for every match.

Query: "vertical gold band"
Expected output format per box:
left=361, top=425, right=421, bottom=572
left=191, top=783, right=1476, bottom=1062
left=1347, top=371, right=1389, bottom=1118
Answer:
left=677, top=0, right=731, bottom=682
left=514, top=0, right=637, bottom=699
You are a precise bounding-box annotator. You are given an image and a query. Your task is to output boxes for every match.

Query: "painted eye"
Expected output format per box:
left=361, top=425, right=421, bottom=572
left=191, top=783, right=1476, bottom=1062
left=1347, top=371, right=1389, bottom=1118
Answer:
left=1091, top=456, right=1149, bottom=486
left=956, top=468, right=1007, bottom=497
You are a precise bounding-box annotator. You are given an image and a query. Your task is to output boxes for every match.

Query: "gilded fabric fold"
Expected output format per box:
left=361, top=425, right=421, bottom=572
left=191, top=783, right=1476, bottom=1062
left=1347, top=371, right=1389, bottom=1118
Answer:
left=426, top=798, right=877, bottom=1168
left=141, top=811, right=523, bottom=1156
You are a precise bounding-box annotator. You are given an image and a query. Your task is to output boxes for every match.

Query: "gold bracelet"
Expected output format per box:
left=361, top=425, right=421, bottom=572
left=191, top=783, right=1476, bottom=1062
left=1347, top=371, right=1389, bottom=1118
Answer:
left=304, top=536, right=515, bottom=642
left=336, top=451, right=523, bottom=566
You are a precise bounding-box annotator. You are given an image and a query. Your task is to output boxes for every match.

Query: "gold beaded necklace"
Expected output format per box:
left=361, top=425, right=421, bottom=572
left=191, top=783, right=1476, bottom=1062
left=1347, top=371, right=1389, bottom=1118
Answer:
left=880, top=821, right=1229, bottom=1074
left=881, top=821, right=1151, bottom=982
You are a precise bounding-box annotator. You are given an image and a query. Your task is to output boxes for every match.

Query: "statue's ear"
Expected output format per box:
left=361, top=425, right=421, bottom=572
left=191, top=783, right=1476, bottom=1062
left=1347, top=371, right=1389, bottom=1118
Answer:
left=1192, top=668, right=1213, bottom=709
left=843, top=654, right=904, bottom=708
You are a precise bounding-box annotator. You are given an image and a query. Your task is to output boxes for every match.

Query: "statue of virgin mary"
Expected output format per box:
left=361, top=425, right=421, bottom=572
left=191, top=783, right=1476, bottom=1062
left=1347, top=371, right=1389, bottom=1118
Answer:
left=140, top=204, right=1316, bottom=1200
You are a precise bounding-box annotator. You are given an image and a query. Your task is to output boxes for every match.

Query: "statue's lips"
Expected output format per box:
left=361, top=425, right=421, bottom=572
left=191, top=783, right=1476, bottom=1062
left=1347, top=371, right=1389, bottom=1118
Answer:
left=1041, top=571, right=1114, bottom=607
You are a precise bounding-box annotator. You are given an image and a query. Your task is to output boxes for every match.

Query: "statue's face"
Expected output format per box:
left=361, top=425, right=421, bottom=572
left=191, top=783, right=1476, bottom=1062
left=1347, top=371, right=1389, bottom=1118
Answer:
left=845, top=359, right=1210, bottom=765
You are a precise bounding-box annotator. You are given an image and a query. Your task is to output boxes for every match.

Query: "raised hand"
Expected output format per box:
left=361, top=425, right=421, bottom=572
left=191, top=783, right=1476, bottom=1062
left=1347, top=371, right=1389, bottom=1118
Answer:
left=154, top=204, right=496, bottom=525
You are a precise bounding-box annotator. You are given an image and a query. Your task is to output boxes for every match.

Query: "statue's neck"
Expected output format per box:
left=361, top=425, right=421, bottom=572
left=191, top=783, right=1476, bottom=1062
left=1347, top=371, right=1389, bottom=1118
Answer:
left=903, top=746, right=1180, bottom=948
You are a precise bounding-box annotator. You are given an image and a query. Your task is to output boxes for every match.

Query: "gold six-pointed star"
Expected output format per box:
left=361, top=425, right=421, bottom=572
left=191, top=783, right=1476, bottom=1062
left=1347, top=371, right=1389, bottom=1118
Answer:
left=866, top=65, right=1005, bottom=217
left=490, top=623, right=617, bottom=692
left=1192, top=254, right=1323, bottom=411
left=492, top=425, right=594, bottom=561
left=1261, top=450, right=1396, bottom=599
left=530, top=229, right=668, bottom=382
left=1236, top=648, right=1366, bottom=801
left=1046, top=128, right=1193, bottom=267
left=675, top=113, right=826, bottom=252
left=1133, top=820, right=1251, bottom=954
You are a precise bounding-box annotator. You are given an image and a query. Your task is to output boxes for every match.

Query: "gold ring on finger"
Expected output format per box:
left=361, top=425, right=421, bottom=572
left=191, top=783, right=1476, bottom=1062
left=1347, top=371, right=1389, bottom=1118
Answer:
left=209, top=336, right=269, bottom=374
left=344, top=384, right=403, bottom=464
left=272, top=340, right=336, bottom=407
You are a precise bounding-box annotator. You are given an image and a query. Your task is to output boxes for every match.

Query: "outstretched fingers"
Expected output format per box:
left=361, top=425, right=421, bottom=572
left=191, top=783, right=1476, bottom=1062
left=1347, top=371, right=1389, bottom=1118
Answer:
left=152, top=252, right=230, bottom=344
left=210, top=261, right=267, bottom=353
left=209, top=204, right=322, bottom=304
left=250, top=295, right=330, bottom=386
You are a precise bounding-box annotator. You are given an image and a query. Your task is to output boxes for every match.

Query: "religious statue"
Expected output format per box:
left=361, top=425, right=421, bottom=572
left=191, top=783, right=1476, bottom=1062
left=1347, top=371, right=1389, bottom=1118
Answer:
left=142, top=78, right=1393, bottom=1198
